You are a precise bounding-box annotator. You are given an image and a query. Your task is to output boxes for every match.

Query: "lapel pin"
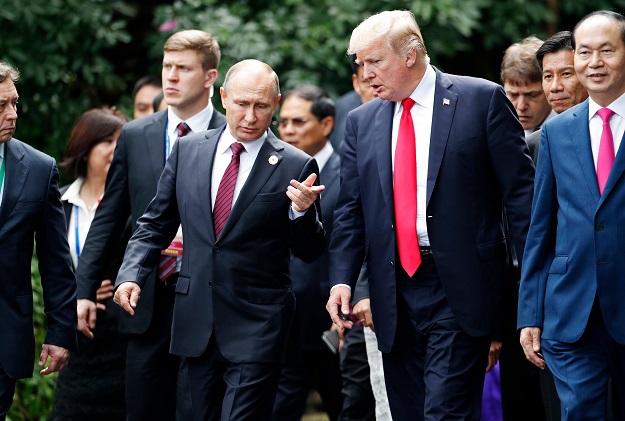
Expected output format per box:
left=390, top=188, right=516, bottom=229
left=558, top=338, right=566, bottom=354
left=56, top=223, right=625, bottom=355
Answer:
left=268, top=155, right=279, bottom=165
left=443, top=98, right=450, bottom=105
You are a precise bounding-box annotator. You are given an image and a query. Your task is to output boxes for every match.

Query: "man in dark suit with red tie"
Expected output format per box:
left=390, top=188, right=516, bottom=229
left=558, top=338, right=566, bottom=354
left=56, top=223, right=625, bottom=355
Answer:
left=326, top=11, right=535, bottom=420
left=0, top=61, right=77, bottom=419
left=75, top=30, right=225, bottom=420
left=114, top=59, right=326, bottom=421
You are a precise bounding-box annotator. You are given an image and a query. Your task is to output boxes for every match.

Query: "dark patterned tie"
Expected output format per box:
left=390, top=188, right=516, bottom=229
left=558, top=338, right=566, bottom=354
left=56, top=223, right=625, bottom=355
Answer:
left=175, top=121, right=192, bottom=138
left=158, top=121, right=192, bottom=282
left=213, top=142, right=246, bottom=239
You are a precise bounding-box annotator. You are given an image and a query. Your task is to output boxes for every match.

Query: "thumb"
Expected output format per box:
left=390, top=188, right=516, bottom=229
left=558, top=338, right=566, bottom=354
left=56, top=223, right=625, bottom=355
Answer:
left=532, top=330, right=541, bottom=352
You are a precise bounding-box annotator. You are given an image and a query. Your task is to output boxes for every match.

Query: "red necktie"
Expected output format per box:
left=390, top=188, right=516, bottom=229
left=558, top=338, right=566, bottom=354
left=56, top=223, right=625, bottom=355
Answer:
left=158, top=122, right=192, bottom=282
left=597, top=108, right=615, bottom=195
left=394, top=98, right=421, bottom=277
left=213, top=142, right=246, bottom=239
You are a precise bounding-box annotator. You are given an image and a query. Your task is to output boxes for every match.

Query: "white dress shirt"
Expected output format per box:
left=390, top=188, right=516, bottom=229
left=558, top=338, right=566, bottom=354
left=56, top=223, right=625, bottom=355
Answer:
left=166, top=102, right=215, bottom=155
left=61, top=177, right=99, bottom=268
left=392, top=64, right=436, bottom=246
left=210, top=126, right=266, bottom=209
left=588, top=94, right=625, bottom=170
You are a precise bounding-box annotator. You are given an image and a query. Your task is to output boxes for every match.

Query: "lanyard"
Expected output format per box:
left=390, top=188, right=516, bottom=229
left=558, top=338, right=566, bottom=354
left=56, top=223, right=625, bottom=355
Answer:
left=165, top=121, right=171, bottom=163
left=74, top=205, right=81, bottom=258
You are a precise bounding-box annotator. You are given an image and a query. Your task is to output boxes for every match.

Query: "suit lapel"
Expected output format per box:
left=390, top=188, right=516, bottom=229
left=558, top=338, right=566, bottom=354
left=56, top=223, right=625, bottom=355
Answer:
left=375, top=102, right=395, bottom=215
left=427, top=70, right=457, bottom=206
left=143, top=112, right=168, bottom=185
left=568, top=101, right=601, bottom=204
left=217, top=131, right=283, bottom=241
left=320, top=152, right=340, bottom=192
left=600, top=115, right=625, bottom=202
left=198, top=127, right=224, bottom=242
left=0, top=139, right=29, bottom=225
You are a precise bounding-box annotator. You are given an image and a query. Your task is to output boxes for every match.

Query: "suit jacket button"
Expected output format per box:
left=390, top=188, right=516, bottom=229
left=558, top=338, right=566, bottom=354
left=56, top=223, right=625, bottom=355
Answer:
left=214, top=246, right=220, bottom=252
left=596, top=223, right=604, bottom=231
left=209, top=281, right=212, bottom=286
left=390, top=261, right=394, bottom=267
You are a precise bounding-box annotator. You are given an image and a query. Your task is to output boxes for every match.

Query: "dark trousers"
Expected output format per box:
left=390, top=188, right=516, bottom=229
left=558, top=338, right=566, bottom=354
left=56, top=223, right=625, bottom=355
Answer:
left=499, top=284, right=547, bottom=421
left=0, top=368, right=16, bottom=421
left=125, top=281, right=192, bottom=421
left=542, top=301, right=623, bottom=421
left=382, top=258, right=490, bottom=421
left=271, top=347, right=343, bottom=421
left=187, top=334, right=282, bottom=421
left=338, top=325, right=375, bottom=421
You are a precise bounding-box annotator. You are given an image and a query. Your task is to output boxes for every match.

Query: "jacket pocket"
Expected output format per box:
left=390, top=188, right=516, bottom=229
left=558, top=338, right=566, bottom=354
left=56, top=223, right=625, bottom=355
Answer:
left=548, top=256, right=568, bottom=274
left=175, top=276, right=190, bottom=294
left=17, top=295, right=33, bottom=315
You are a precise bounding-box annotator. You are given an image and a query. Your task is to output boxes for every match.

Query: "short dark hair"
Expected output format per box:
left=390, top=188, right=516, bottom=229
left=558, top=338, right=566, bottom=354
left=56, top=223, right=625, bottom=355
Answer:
left=349, top=54, right=359, bottom=75
left=536, top=31, right=573, bottom=73
left=152, top=91, right=165, bottom=113
left=281, top=85, right=335, bottom=123
left=60, top=108, right=127, bottom=179
left=572, top=10, right=625, bottom=50
left=131, top=75, right=161, bottom=100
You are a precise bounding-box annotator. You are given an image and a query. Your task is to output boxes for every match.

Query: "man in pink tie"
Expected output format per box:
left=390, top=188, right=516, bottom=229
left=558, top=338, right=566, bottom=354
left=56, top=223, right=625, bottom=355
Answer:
left=326, top=10, right=535, bottom=421
left=518, top=11, right=625, bottom=420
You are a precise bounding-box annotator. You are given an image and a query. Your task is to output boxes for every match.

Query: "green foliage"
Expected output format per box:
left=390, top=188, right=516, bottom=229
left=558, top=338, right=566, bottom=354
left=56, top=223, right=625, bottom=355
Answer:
left=0, top=0, right=133, bottom=161
left=7, top=258, right=57, bottom=421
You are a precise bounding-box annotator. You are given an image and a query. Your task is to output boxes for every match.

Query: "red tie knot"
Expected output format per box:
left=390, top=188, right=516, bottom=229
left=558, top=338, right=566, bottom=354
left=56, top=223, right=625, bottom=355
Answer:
left=175, top=122, right=192, bottom=138
left=402, top=98, right=415, bottom=112
left=597, top=108, right=615, bottom=123
left=231, top=142, right=245, bottom=157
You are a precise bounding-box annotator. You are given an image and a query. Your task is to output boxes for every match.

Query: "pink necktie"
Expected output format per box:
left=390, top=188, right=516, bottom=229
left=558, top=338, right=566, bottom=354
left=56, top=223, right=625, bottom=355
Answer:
left=597, top=108, right=615, bottom=195
left=213, top=142, right=246, bottom=239
left=394, top=98, right=421, bottom=277
left=158, top=122, right=193, bottom=282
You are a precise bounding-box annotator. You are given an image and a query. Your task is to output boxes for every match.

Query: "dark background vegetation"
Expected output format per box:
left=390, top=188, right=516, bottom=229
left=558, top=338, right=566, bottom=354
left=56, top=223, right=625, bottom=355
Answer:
left=1, top=0, right=624, bottom=418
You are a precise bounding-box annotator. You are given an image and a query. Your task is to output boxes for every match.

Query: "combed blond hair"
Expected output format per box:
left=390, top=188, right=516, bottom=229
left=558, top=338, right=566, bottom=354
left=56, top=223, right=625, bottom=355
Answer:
left=164, top=30, right=220, bottom=71
left=348, top=10, right=427, bottom=59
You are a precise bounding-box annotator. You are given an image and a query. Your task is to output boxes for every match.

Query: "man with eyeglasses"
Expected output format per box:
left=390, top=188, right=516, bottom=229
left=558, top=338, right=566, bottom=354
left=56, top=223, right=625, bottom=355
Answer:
left=272, top=85, right=344, bottom=421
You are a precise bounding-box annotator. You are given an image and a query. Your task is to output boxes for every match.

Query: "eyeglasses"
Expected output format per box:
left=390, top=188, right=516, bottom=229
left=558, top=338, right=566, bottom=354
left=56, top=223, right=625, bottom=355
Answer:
left=277, top=117, right=310, bottom=128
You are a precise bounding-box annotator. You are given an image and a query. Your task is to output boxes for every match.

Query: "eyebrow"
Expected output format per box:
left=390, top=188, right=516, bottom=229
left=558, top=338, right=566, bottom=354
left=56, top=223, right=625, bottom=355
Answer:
left=577, top=41, right=614, bottom=49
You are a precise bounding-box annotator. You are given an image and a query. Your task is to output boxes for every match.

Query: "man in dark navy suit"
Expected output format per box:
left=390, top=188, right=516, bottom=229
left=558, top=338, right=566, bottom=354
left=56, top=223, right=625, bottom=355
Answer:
left=0, top=61, right=76, bottom=420
left=75, top=30, right=225, bottom=420
left=271, top=85, right=343, bottom=421
left=327, top=11, right=534, bottom=420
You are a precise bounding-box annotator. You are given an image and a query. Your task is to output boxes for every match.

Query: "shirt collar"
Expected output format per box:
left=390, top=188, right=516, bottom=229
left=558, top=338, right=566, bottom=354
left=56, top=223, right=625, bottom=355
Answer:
left=312, top=141, right=334, bottom=172
left=167, top=101, right=214, bottom=134
left=61, top=177, right=85, bottom=205
left=394, top=64, right=436, bottom=117
left=0, top=142, right=4, bottom=160
left=588, top=92, right=625, bottom=121
left=217, top=125, right=267, bottom=158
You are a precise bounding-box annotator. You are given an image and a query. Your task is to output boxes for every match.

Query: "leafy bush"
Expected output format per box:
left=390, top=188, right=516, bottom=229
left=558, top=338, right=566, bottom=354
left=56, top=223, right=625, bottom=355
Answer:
left=8, top=258, right=57, bottom=421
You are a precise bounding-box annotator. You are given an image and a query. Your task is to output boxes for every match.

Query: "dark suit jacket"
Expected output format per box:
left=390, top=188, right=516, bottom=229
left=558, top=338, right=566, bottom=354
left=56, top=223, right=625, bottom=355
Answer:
left=329, top=68, right=535, bottom=352
left=75, top=108, right=226, bottom=335
left=526, top=128, right=542, bottom=163
left=117, top=128, right=326, bottom=362
left=519, top=100, right=625, bottom=344
left=290, top=151, right=340, bottom=350
left=0, top=138, right=77, bottom=378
